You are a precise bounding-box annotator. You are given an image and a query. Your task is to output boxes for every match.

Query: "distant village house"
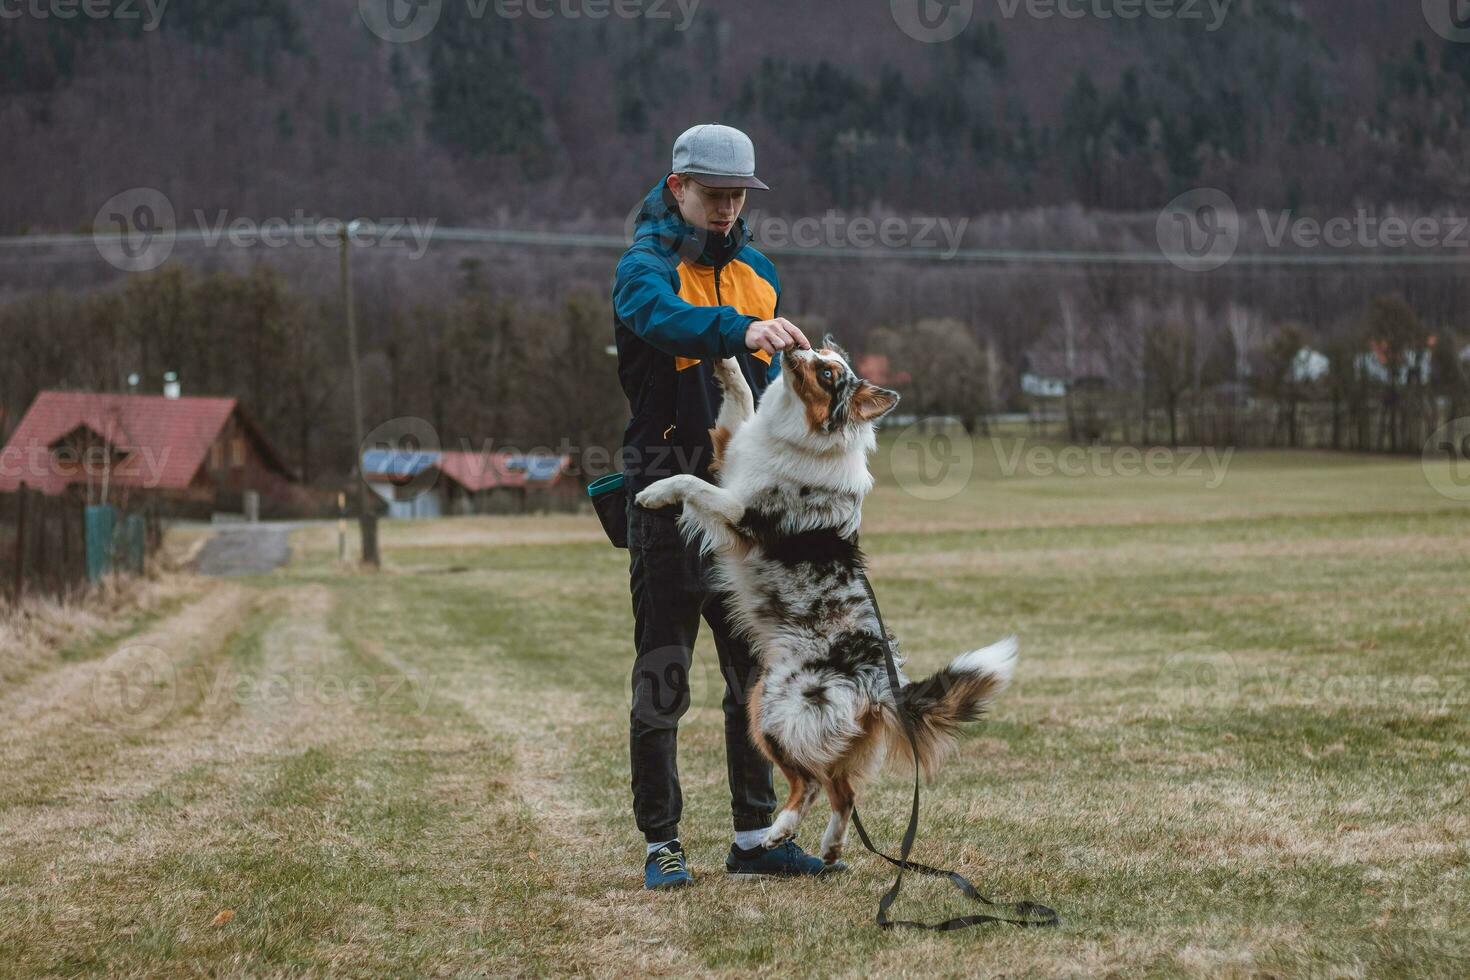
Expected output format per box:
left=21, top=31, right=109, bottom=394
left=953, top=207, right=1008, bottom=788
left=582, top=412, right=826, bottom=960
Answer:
left=0, top=390, right=298, bottom=516
left=362, top=448, right=578, bottom=518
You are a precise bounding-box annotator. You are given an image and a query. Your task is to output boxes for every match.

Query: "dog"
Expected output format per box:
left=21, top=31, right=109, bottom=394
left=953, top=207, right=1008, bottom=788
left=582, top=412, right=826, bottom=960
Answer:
left=634, top=339, right=1018, bottom=866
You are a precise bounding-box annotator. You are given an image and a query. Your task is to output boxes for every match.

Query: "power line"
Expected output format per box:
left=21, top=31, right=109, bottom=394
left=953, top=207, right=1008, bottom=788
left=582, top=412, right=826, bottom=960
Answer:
left=4, top=225, right=1470, bottom=267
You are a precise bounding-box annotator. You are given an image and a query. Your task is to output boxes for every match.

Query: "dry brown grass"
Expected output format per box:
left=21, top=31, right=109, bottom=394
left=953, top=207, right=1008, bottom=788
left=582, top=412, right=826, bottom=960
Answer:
left=0, top=573, right=201, bottom=684
left=1, top=449, right=1466, bottom=977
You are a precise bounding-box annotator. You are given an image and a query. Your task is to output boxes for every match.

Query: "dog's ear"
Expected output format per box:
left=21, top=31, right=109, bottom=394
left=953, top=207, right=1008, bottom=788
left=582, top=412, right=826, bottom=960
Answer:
left=850, top=382, right=899, bottom=422
left=820, top=334, right=850, bottom=363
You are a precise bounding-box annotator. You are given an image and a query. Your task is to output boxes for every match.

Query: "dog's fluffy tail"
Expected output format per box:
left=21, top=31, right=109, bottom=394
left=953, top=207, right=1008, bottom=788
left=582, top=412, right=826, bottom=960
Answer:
left=883, top=636, right=1017, bottom=780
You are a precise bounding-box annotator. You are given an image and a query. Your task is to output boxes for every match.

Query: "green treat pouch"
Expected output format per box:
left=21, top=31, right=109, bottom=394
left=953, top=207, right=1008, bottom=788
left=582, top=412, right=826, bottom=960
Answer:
left=587, top=472, right=629, bottom=549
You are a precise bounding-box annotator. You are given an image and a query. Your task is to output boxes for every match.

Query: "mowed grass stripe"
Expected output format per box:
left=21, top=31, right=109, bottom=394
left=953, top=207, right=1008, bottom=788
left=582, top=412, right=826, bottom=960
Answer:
left=1, top=449, right=1466, bottom=976
left=314, top=475, right=1464, bottom=976
left=335, top=498, right=1464, bottom=973
left=1, top=582, right=518, bottom=975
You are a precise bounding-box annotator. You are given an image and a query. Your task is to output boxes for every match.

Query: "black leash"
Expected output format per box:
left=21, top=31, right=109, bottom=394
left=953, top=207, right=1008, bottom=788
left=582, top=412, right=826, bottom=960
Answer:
left=849, top=570, right=1060, bottom=932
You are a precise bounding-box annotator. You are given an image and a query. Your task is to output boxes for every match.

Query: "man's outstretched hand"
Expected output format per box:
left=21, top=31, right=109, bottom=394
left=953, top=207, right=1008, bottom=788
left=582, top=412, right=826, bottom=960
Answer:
left=745, top=318, right=811, bottom=356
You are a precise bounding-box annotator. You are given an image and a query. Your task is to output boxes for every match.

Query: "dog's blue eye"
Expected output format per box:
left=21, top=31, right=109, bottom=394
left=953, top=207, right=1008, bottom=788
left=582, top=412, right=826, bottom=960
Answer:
left=821, top=369, right=833, bottom=380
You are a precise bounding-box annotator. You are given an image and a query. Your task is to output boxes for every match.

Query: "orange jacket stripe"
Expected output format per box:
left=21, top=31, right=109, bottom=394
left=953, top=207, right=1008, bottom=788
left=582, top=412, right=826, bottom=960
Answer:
left=672, top=258, right=778, bottom=370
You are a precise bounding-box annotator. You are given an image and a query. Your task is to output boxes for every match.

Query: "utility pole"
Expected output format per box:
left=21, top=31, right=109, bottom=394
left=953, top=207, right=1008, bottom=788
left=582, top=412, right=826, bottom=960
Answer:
left=1061, top=294, right=1077, bottom=441
left=340, top=220, right=379, bottom=567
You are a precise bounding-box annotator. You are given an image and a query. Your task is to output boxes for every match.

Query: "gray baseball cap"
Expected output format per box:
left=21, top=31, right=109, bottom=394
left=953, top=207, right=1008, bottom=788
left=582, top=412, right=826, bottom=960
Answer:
left=671, top=124, right=769, bottom=190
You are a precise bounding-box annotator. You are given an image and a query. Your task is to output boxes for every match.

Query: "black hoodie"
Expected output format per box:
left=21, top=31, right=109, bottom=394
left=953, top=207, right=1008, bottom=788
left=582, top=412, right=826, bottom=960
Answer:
left=612, top=178, right=783, bottom=496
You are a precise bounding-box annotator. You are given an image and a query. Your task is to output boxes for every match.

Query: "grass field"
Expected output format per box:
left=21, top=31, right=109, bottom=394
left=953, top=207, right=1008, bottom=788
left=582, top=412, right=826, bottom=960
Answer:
left=2, top=436, right=1467, bottom=977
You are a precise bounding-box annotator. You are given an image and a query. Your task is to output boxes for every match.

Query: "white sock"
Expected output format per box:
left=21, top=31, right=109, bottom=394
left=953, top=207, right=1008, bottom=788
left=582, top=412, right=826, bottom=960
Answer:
left=647, top=838, right=678, bottom=855
left=734, top=828, right=767, bottom=851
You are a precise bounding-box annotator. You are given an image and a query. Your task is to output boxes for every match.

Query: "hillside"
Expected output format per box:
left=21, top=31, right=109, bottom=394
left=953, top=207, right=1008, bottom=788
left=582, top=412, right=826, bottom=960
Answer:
left=4, top=0, right=1470, bottom=235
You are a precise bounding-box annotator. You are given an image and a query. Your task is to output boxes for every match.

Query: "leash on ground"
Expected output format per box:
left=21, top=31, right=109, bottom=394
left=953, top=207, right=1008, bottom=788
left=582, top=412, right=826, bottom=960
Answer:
left=849, top=570, right=1060, bottom=932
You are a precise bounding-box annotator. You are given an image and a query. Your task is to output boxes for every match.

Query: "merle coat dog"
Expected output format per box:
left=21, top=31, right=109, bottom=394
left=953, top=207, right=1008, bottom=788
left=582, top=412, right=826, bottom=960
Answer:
left=634, top=341, right=1017, bottom=865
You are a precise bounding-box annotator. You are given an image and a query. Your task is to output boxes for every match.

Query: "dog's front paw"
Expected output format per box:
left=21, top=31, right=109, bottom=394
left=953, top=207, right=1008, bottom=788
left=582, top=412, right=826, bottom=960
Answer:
left=760, top=826, right=795, bottom=850
left=713, top=357, right=754, bottom=402
left=634, top=477, right=685, bottom=510
left=760, top=810, right=800, bottom=850
left=713, top=357, right=742, bottom=388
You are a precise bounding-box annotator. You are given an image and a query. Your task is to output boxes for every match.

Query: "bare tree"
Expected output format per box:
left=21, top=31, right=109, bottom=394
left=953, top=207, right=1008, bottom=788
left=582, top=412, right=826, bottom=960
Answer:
left=1144, top=315, right=1195, bottom=447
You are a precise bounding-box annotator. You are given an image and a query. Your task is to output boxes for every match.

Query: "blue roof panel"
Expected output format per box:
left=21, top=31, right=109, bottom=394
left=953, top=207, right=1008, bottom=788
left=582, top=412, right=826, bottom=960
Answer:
left=513, top=455, right=565, bottom=481
left=362, top=448, right=441, bottom=476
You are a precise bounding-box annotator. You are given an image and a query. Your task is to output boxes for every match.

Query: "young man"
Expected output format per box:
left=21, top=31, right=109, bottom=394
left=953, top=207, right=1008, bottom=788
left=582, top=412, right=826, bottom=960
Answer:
left=613, top=124, right=838, bottom=889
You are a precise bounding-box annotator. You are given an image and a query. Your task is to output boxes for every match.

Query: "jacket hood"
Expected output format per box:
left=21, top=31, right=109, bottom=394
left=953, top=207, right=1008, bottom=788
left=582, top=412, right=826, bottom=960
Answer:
left=631, top=175, right=752, bottom=269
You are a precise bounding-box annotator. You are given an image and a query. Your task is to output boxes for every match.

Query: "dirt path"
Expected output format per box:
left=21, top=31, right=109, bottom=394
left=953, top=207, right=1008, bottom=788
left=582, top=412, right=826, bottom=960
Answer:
left=0, top=580, right=258, bottom=852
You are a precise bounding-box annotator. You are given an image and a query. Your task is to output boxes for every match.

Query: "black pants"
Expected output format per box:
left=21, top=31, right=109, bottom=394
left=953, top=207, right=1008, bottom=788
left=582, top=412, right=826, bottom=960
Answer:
left=628, top=502, right=775, bottom=843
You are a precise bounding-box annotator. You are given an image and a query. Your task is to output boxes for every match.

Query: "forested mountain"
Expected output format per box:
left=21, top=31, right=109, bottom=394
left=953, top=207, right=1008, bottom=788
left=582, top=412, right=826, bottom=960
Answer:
left=4, top=0, right=1470, bottom=233
left=6, top=1, right=1470, bottom=487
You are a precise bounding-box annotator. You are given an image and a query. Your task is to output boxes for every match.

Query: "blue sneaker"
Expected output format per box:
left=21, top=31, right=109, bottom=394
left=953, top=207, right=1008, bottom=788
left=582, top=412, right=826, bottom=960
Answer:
left=644, top=842, right=693, bottom=890
left=725, top=840, right=847, bottom=878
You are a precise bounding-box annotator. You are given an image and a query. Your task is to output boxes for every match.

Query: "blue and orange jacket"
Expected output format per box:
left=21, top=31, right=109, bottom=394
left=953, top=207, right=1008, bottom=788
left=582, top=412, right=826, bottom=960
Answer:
left=613, top=178, right=782, bottom=495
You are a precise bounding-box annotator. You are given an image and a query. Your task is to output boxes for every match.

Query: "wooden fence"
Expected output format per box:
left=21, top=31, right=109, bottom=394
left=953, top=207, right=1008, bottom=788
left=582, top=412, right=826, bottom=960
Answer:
left=1029, top=392, right=1468, bottom=454
left=1, top=486, right=161, bottom=603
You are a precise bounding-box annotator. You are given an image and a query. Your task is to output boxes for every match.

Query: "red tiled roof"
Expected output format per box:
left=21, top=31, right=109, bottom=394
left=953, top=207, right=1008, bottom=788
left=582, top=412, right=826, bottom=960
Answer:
left=0, top=391, right=250, bottom=495
left=435, top=451, right=572, bottom=492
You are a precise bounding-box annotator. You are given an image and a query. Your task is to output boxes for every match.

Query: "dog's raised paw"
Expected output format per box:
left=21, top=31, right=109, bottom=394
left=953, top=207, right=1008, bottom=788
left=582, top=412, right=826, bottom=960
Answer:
left=713, top=358, right=754, bottom=406
left=634, top=483, right=675, bottom=509
left=713, top=357, right=742, bottom=386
